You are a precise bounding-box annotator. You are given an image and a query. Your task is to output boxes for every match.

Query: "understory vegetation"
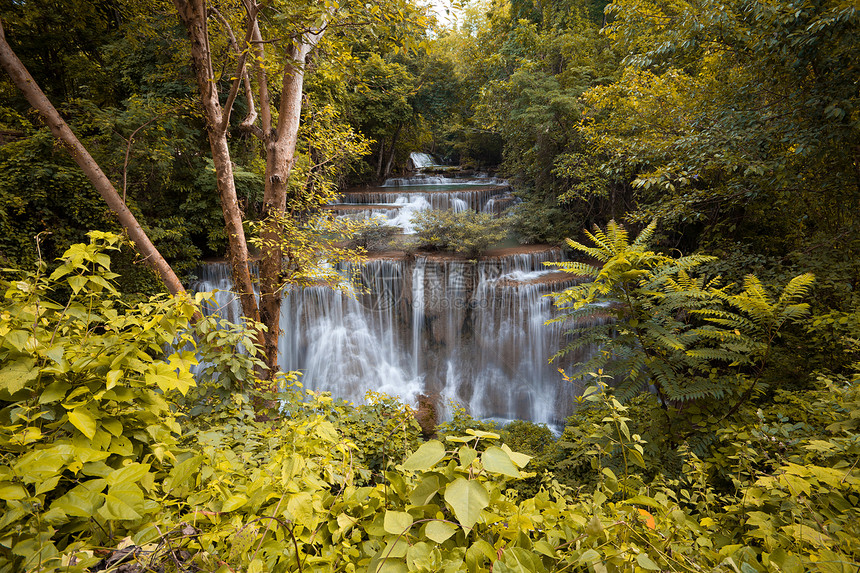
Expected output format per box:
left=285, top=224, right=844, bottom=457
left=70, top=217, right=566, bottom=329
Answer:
left=2, top=229, right=858, bottom=572
left=1, top=0, right=859, bottom=570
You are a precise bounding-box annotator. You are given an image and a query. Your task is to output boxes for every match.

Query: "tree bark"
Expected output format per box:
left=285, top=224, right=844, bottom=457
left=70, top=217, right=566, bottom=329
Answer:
left=0, top=18, right=186, bottom=296
left=258, top=33, right=322, bottom=375
left=172, top=0, right=261, bottom=332
left=383, top=124, right=402, bottom=180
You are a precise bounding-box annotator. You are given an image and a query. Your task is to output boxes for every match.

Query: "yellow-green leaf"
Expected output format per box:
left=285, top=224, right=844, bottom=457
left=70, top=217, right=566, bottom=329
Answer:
left=444, top=477, right=489, bottom=528
left=68, top=408, right=97, bottom=439
left=482, top=446, right=520, bottom=478
left=221, top=494, right=248, bottom=512
left=403, top=440, right=445, bottom=471
left=384, top=510, right=413, bottom=535
left=425, top=521, right=457, bottom=543
left=0, top=358, right=38, bottom=394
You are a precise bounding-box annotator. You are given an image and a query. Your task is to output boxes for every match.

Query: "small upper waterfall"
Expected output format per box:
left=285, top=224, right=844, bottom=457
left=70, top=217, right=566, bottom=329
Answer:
left=192, top=163, right=593, bottom=427
left=327, top=171, right=514, bottom=234
left=407, top=151, right=439, bottom=170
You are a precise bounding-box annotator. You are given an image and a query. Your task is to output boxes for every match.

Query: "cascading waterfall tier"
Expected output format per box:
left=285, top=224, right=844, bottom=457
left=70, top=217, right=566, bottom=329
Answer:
left=192, top=246, right=590, bottom=427
left=193, top=166, right=597, bottom=428
left=329, top=172, right=516, bottom=233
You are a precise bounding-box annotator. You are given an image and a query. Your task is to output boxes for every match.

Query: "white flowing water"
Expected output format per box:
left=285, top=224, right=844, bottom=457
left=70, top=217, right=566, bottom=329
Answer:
left=192, top=165, right=598, bottom=426
left=192, top=249, right=592, bottom=426
left=409, top=151, right=438, bottom=169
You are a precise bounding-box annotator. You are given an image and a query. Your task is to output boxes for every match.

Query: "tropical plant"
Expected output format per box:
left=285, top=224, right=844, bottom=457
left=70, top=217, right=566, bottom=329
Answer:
left=412, top=208, right=509, bottom=258
left=550, top=221, right=814, bottom=418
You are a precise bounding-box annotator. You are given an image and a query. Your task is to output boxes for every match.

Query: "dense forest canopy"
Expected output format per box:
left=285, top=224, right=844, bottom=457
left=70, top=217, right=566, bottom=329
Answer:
left=0, top=0, right=859, bottom=571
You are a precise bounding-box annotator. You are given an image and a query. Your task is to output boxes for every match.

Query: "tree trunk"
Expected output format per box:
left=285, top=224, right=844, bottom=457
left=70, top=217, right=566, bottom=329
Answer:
left=0, top=19, right=186, bottom=296
left=376, top=141, right=386, bottom=181
left=383, top=124, right=402, bottom=180
left=172, top=0, right=261, bottom=333
left=258, top=34, right=322, bottom=375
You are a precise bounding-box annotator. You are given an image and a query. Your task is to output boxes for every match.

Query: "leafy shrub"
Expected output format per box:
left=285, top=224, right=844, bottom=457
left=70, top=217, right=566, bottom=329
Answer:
left=347, top=220, right=400, bottom=251
left=0, top=232, right=201, bottom=570
left=412, top=208, right=509, bottom=258
left=4, top=233, right=859, bottom=573
left=550, top=220, right=815, bottom=438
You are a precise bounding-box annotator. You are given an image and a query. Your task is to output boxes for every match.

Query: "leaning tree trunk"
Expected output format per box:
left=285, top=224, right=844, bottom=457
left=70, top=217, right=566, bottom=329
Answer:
left=258, top=34, right=322, bottom=376
left=172, top=0, right=262, bottom=337
left=0, top=19, right=186, bottom=296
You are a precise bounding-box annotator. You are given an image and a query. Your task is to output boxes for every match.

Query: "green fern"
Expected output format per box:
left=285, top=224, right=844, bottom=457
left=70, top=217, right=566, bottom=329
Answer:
left=550, top=221, right=814, bottom=419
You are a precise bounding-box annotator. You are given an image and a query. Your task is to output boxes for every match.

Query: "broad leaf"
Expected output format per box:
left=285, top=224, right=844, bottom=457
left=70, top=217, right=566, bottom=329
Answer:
left=482, top=446, right=520, bottom=478
left=425, top=520, right=457, bottom=543
left=68, top=408, right=97, bottom=439
left=444, top=477, right=489, bottom=528
left=383, top=510, right=413, bottom=535
left=402, top=440, right=445, bottom=471
left=0, top=358, right=38, bottom=394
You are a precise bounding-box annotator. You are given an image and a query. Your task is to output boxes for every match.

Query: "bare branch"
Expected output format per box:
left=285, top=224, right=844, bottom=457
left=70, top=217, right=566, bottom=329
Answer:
left=122, top=104, right=184, bottom=203
left=248, top=13, right=272, bottom=138
left=210, top=7, right=257, bottom=135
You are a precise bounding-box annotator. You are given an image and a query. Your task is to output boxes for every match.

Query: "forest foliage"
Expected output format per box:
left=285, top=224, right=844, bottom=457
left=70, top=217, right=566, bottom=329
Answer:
left=1, top=235, right=859, bottom=572
left=0, top=0, right=859, bottom=571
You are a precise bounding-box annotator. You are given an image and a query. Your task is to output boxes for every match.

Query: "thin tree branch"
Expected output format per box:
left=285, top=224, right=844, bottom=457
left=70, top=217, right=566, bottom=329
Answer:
left=246, top=6, right=271, bottom=139
left=210, top=6, right=257, bottom=134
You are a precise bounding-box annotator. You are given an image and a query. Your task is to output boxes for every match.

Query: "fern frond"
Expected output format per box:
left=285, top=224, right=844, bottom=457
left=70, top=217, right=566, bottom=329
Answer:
left=606, top=219, right=630, bottom=253
left=776, top=272, right=815, bottom=308
left=686, top=348, right=749, bottom=363
left=546, top=261, right=600, bottom=276
left=693, top=310, right=756, bottom=332
left=777, top=303, right=811, bottom=324
left=632, top=218, right=658, bottom=247
left=584, top=225, right=614, bottom=255
left=566, top=239, right=613, bottom=262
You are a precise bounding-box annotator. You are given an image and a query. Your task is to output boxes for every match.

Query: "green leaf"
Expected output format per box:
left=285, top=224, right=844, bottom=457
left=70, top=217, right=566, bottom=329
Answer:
left=0, top=358, right=38, bottom=394
left=106, top=369, right=122, bottom=390
left=99, top=493, right=142, bottom=521
left=425, top=520, right=457, bottom=543
left=0, top=483, right=28, bottom=500
left=15, top=448, right=69, bottom=482
left=482, top=446, right=520, bottom=478
left=465, top=429, right=499, bottom=439
left=500, top=443, right=532, bottom=468
left=164, top=455, right=203, bottom=494
left=2, top=330, right=29, bottom=352
left=402, top=440, right=446, bottom=471
left=287, top=492, right=314, bottom=524
left=444, top=477, right=489, bottom=528
left=221, top=494, right=248, bottom=512
left=409, top=474, right=442, bottom=506
left=384, top=510, right=413, bottom=535
left=106, top=463, right=150, bottom=487
left=39, top=380, right=70, bottom=403
left=637, top=553, right=660, bottom=570
left=68, top=408, right=97, bottom=439
left=68, top=275, right=88, bottom=294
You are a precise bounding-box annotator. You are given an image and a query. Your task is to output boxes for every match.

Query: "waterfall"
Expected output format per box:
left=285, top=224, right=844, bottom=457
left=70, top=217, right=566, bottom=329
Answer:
left=192, top=166, right=598, bottom=428
left=193, top=247, right=588, bottom=427
left=408, top=152, right=438, bottom=170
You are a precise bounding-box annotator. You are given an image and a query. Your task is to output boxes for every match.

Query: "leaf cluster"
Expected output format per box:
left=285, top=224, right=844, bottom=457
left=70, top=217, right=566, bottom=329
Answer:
left=550, top=221, right=814, bottom=415
left=412, top=208, right=510, bottom=259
